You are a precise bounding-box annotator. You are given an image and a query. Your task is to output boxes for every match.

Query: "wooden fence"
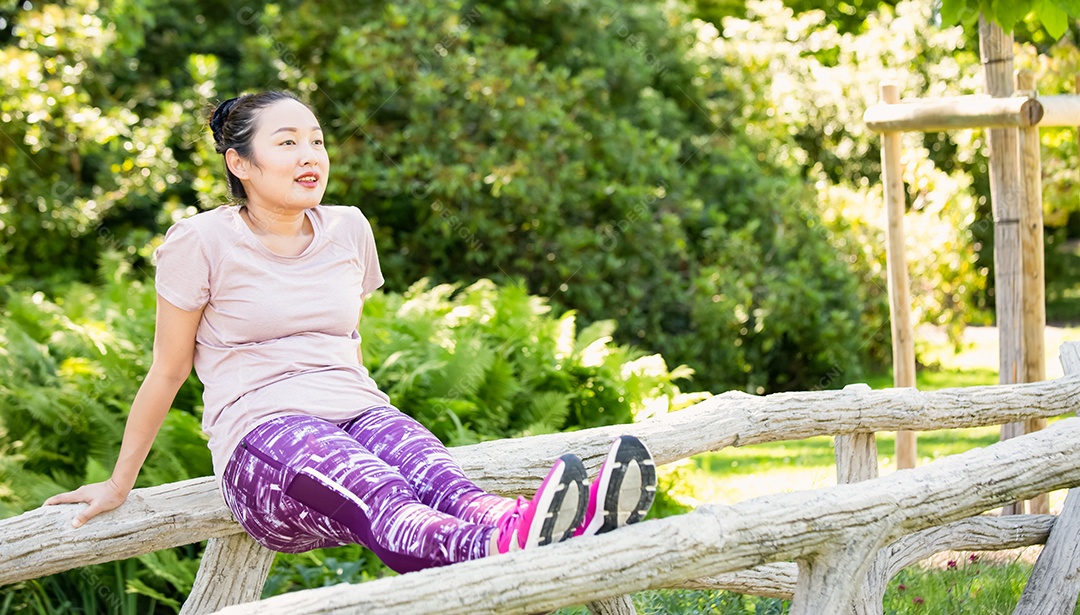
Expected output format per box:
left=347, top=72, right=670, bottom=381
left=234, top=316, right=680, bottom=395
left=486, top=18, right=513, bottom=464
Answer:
left=3, top=342, right=1080, bottom=614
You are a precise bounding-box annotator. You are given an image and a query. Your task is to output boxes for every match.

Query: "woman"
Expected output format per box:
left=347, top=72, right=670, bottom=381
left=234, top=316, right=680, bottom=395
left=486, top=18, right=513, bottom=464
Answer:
left=43, top=91, right=656, bottom=573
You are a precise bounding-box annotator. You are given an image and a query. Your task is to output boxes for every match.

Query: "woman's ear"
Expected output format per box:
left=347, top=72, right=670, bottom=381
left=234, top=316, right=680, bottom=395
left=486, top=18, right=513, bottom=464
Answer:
left=225, top=148, right=250, bottom=180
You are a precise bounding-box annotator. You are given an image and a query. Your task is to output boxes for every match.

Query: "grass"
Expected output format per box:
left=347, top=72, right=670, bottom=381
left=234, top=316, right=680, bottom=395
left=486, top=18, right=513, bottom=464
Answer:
left=553, top=329, right=1080, bottom=615
left=678, top=365, right=1007, bottom=507
left=883, top=556, right=1038, bottom=614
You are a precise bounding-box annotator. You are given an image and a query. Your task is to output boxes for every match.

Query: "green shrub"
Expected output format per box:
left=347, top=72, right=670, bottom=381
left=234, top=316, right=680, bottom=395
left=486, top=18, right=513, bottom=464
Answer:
left=359, top=277, right=693, bottom=444
left=0, top=253, right=208, bottom=517
left=1, top=0, right=878, bottom=393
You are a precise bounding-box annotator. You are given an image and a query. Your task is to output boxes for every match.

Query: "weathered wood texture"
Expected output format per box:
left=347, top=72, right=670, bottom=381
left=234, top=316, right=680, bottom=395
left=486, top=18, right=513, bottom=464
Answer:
left=1017, top=68, right=1047, bottom=389
left=0, top=479, right=239, bottom=586
left=1016, top=68, right=1050, bottom=517
left=674, top=514, right=1055, bottom=601
left=835, top=431, right=878, bottom=485
left=209, top=418, right=1080, bottom=614
left=1014, top=490, right=1080, bottom=614
left=586, top=595, right=637, bottom=615
left=180, top=533, right=277, bottom=615
left=6, top=369, right=1080, bottom=587
left=878, top=83, right=918, bottom=471
left=862, top=94, right=1042, bottom=132
left=980, top=15, right=1024, bottom=387
left=1063, top=343, right=1080, bottom=377
left=980, top=16, right=1025, bottom=516
left=835, top=384, right=882, bottom=614
left=836, top=385, right=878, bottom=486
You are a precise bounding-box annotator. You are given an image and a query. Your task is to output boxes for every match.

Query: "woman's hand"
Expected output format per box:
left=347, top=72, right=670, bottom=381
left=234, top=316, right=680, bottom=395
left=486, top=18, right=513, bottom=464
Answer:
left=42, top=478, right=130, bottom=528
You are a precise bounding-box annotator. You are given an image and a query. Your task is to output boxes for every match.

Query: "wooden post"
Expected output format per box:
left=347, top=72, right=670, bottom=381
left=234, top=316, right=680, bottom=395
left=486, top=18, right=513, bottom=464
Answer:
left=979, top=16, right=1025, bottom=515
left=180, top=533, right=276, bottom=615
left=1016, top=69, right=1049, bottom=516
left=1013, top=343, right=1080, bottom=614
left=835, top=384, right=882, bottom=614
left=879, top=83, right=918, bottom=471
left=836, top=384, right=879, bottom=485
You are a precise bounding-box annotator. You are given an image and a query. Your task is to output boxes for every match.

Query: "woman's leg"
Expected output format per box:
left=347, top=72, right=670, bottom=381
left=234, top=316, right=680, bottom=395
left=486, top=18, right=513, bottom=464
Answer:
left=341, top=406, right=517, bottom=526
left=221, top=414, right=496, bottom=574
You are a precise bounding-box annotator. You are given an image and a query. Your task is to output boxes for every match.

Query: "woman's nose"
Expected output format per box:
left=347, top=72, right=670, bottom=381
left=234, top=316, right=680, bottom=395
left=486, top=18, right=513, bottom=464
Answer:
left=298, top=143, right=318, bottom=165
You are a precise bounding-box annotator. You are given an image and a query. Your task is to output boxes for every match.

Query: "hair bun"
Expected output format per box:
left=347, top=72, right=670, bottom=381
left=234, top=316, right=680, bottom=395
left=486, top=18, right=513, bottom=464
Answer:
left=209, top=97, right=241, bottom=148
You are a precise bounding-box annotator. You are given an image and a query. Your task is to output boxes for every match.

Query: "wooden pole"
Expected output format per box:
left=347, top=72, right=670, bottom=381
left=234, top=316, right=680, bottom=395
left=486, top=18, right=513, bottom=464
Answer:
left=863, top=95, right=1043, bottom=132
left=1016, top=69, right=1049, bottom=516
left=1034, top=94, right=1080, bottom=127
left=862, top=92, right=1080, bottom=131
left=879, top=83, right=918, bottom=471
left=979, top=15, right=1025, bottom=515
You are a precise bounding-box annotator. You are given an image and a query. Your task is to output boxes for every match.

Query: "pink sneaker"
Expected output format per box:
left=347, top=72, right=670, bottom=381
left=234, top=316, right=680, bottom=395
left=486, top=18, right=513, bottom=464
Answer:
left=496, top=454, right=588, bottom=553
left=575, top=435, right=656, bottom=537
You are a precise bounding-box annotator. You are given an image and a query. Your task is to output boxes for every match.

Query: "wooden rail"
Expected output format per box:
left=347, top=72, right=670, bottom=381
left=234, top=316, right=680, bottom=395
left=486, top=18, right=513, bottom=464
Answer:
left=205, top=417, right=1080, bottom=615
left=862, top=93, right=1080, bottom=132
left=2, top=343, right=1079, bottom=614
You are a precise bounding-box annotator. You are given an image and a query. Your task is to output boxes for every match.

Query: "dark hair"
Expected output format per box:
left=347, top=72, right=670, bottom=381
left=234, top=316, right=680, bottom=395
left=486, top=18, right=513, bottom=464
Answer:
left=208, top=91, right=311, bottom=200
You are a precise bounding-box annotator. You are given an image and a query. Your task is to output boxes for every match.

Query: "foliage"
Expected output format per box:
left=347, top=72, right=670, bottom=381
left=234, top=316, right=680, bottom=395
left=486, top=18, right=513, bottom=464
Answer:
left=0, top=0, right=203, bottom=287
left=939, top=0, right=1080, bottom=40
left=262, top=545, right=392, bottom=598
left=0, top=0, right=879, bottom=393
left=0, top=253, right=207, bottom=518
left=699, top=0, right=997, bottom=358
left=690, top=0, right=902, bottom=35
left=358, top=278, right=694, bottom=443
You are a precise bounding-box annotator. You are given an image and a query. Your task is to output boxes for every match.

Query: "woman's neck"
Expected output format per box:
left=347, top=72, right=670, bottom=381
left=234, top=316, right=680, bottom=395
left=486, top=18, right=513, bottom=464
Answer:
left=240, top=203, right=311, bottom=237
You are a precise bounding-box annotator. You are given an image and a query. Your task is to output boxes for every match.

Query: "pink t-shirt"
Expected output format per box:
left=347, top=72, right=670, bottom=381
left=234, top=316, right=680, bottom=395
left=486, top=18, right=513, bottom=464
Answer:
left=152, top=204, right=391, bottom=489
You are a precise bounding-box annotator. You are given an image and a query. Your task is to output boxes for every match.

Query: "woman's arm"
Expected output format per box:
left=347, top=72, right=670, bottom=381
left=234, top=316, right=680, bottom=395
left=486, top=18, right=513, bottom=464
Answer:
left=43, top=295, right=205, bottom=527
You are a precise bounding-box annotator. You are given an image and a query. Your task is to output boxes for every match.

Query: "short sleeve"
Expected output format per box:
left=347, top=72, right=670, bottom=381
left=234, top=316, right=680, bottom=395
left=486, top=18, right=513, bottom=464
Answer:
left=356, top=209, right=384, bottom=298
left=153, top=219, right=211, bottom=311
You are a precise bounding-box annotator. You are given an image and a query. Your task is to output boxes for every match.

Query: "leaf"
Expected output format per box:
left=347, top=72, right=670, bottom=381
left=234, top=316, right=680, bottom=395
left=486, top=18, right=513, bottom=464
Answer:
left=1041, top=1, right=1071, bottom=38
left=990, top=0, right=1039, bottom=32
left=575, top=320, right=617, bottom=355
left=136, top=549, right=197, bottom=593
left=521, top=391, right=571, bottom=429
left=939, top=0, right=969, bottom=25
left=1051, top=0, right=1080, bottom=16
left=124, top=578, right=180, bottom=609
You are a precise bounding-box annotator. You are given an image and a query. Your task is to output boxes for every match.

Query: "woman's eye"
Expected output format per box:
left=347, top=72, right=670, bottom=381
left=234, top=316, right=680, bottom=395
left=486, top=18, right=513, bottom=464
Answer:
left=281, top=139, right=295, bottom=146
left=313, top=139, right=324, bottom=146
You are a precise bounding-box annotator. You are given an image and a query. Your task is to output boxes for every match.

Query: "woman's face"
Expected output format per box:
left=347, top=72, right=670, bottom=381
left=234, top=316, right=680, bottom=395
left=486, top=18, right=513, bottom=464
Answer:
left=230, top=98, right=330, bottom=213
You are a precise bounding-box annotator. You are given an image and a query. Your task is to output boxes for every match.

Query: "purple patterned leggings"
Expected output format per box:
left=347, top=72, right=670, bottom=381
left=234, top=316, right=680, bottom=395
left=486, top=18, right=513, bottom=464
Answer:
left=220, top=406, right=516, bottom=573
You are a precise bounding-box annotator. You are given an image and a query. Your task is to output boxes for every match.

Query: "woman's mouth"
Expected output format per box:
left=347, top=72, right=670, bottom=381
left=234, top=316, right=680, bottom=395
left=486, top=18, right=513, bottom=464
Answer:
left=296, top=173, right=320, bottom=187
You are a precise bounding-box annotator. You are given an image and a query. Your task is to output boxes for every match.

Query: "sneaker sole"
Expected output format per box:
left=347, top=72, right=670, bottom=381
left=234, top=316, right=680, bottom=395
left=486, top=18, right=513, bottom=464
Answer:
left=527, top=454, right=588, bottom=547
left=582, top=435, right=656, bottom=536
